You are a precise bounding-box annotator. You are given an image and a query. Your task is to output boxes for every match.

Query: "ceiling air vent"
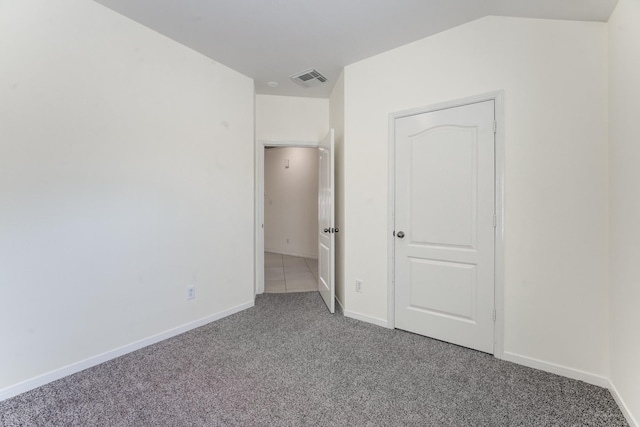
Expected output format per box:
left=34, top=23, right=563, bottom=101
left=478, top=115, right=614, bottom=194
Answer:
left=290, top=69, right=328, bottom=88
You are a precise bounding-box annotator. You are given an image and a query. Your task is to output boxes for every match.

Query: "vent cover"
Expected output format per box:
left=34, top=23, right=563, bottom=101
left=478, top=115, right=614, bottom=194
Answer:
left=290, top=69, right=328, bottom=88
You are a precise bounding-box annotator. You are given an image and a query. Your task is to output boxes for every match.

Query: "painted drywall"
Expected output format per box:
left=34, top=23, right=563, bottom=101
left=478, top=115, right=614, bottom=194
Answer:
left=608, top=0, right=640, bottom=423
left=0, top=0, right=254, bottom=394
left=264, top=147, right=319, bottom=258
left=255, top=94, right=329, bottom=284
left=343, top=16, right=609, bottom=379
left=255, top=94, right=329, bottom=142
left=329, top=72, right=346, bottom=310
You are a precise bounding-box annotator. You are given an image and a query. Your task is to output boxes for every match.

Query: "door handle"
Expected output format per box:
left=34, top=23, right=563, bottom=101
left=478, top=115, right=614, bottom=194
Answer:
left=323, top=228, right=340, bottom=233
left=324, top=228, right=330, bottom=233
left=397, top=231, right=405, bottom=238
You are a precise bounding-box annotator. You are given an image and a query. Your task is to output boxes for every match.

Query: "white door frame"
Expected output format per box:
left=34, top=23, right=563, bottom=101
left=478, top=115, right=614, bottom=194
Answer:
left=255, top=139, right=319, bottom=295
left=387, top=91, right=505, bottom=358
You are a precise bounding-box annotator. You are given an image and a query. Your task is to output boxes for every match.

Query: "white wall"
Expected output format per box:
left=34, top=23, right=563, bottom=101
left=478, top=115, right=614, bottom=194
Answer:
left=255, top=95, right=329, bottom=142
left=608, top=0, right=640, bottom=423
left=264, top=147, right=319, bottom=258
left=329, top=72, right=346, bottom=309
left=255, top=95, right=329, bottom=265
left=343, top=16, right=609, bottom=380
left=0, top=0, right=255, bottom=396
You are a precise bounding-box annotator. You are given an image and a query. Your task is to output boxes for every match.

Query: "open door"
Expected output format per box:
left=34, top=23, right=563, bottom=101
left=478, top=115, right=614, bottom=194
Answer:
left=318, top=129, right=335, bottom=313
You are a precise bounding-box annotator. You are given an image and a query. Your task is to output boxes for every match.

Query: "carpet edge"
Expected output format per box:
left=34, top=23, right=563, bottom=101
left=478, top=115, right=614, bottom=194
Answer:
left=502, top=351, right=609, bottom=387
left=0, top=299, right=255, bottom=402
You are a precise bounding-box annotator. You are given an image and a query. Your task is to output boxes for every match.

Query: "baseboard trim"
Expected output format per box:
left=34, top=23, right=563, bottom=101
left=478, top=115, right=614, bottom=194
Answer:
left=0, top=300, right=254, bottom=402
left=264, top=249, right=318, bottom=260
left=501, top=351, right=609, bottom=388
left=343, top=310, right=388, bottom=328
left=609, top=379, right=639, bottom=427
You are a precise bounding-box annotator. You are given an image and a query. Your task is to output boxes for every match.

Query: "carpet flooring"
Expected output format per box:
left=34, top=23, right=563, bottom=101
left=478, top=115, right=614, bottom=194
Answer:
left=0, top=292, right=628, bottom=426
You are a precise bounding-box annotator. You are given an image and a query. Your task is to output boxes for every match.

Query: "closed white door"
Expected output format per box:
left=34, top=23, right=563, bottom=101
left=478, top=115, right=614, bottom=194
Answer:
left=394, top=101, right=495, bottom=353
left=318, top=129, right=335, bottom=313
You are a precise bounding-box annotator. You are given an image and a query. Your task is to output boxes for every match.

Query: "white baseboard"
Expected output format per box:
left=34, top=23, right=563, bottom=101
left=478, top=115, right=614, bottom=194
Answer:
left=609, top=379, right=639, bottom=427
left=0, top=300, right=254, bottom=402
left=264, top=249, right=317, bottom=259
left=343, top=309, right=389, bottom=328
left=501, top=351, right=609, bottom=388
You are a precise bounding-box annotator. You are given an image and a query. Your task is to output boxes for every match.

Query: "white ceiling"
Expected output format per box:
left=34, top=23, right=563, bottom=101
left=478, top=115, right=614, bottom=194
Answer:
left=93, top=0, right=618, bottom=98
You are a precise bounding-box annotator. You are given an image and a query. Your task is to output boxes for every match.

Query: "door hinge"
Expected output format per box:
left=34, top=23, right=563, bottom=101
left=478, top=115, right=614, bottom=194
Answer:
left=493, top=309, right=497, bottom=322
left=493, top=121, right=497, bottom=134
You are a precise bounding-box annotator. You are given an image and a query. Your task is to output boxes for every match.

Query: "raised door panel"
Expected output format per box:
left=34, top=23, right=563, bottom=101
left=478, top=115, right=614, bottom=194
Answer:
left=394, top=101, right=495, bottom=354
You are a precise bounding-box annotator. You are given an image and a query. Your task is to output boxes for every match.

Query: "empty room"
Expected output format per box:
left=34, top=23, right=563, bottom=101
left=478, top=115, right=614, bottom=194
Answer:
left=1, top=0, right=638, bottom=426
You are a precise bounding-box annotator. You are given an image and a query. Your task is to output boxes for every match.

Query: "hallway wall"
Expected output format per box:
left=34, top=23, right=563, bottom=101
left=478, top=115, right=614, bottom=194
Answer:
left=264, top=147, right=319, bottom=258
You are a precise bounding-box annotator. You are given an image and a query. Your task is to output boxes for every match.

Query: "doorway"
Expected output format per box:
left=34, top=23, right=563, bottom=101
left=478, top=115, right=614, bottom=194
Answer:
left=255, top=130, right=336, bottom=313
left=263, top=146, right=319, bottom=293
left=388, top=92, right=505, bottom=355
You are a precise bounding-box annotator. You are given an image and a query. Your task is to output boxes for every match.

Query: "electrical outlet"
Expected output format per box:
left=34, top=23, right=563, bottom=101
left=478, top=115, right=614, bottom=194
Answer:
left=186, top=285, right=196, bottom=300
left=356, top=280, right=363, bottom=293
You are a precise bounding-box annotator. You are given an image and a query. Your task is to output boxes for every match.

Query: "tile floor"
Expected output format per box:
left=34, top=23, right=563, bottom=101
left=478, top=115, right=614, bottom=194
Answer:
left=264, top=252, right=319, bottom=293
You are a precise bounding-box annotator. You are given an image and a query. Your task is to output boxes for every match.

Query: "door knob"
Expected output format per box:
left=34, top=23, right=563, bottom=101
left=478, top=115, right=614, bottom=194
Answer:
left=324, top=228, right=330, bottom=233
left=397, top=231, right=405, bottom=238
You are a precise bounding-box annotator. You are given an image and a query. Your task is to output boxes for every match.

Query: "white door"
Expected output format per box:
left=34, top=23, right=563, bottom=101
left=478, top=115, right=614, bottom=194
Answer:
left=318, top=129, right=335, bottom=313
left=394, top=101, right=495, bottom=353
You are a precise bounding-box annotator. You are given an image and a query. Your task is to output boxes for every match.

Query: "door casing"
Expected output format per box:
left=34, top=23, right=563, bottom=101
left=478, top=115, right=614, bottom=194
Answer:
left=387, top=91, right=505, bottom=358
left=255, top=139, right=319, bottom=295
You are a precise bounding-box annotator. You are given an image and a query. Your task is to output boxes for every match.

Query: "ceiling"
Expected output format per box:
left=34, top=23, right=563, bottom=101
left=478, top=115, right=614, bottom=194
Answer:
left=93, top=0, right=618, bottom=98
